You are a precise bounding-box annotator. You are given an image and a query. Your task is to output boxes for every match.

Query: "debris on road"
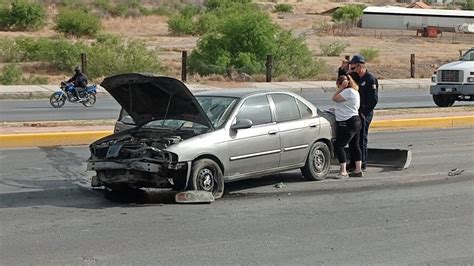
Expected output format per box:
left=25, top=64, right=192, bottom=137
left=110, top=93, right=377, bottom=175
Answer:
left=448, top=168, right=464, bottom=176
left=175, top=191, right=215, bottom=204
left=274, top=182, right=286, bottom=188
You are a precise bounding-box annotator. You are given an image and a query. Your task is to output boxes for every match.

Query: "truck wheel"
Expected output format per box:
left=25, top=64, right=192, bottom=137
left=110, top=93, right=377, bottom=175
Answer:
left=433, top=95, right=455, bottom=107
left=301, top=142, right=331, bottom=181
left=188, top=159, right=224, bottom=199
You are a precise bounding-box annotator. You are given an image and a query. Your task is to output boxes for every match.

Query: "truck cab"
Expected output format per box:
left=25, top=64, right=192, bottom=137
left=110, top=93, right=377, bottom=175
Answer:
left=430, top=48, right=474, bottom=107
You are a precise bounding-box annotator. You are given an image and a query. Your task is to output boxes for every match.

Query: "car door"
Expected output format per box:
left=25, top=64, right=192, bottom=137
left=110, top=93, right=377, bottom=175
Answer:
left=271, top=93, right=319, bottom=167
left=226, top=94, right=280, bottom=177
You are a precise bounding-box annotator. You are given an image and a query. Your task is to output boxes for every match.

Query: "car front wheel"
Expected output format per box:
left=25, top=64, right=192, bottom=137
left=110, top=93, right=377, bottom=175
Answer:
left=188, top=159, right=224, bottom=199
left=301, top=141, right=331, bottom=181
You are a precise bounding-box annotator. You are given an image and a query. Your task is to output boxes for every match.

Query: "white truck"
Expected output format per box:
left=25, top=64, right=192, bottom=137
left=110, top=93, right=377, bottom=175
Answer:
left=430, top=48, right=474, bottom=107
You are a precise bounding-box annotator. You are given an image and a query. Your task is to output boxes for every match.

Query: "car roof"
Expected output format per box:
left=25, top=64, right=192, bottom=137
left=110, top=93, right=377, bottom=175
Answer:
left=194, top=88, right=292, bottom=99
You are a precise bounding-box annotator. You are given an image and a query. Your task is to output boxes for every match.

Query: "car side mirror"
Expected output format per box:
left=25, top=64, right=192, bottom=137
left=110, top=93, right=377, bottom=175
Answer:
left=231, top=119, right=253, bottom=130
left=120, top=115, right=135, bottom=125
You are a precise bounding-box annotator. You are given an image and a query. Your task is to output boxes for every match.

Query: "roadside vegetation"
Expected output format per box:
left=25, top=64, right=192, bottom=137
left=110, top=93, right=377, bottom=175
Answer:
left=0, top=35, right=165, bottom=83
left=187, top=1, right=326, bottom=79
left=0, top=1, right=46, bottom=31
left=319, top=42, right=349, bottom=56
left=359, top=47, right=379, bottom=62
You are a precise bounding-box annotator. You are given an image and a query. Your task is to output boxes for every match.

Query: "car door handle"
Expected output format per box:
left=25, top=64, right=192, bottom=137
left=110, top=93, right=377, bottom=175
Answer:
left=309, top=123, right=318, bottom=128
left=268, top=130, right=277, bottom=135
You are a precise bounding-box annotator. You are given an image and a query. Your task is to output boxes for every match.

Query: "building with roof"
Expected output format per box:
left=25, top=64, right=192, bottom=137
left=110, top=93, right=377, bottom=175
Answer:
left=361, top=6, right=474, bottom=31
left=407, top=2, right=431, bottom=8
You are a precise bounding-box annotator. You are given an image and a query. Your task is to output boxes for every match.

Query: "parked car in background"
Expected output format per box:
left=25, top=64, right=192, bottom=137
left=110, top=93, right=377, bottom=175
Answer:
left=87, top=73, right=335, bottom=199
left=430, top=47, right=474, bottom=107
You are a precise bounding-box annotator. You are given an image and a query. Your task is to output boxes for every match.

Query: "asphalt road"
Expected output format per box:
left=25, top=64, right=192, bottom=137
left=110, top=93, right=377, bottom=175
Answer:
left=1, top=128, right=473, bottom=264
left=2, top=89, right=473, bottom=122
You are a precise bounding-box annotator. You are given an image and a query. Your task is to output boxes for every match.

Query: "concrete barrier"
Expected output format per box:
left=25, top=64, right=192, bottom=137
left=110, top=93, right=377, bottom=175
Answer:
left=0, top=116, right=472, bottom=148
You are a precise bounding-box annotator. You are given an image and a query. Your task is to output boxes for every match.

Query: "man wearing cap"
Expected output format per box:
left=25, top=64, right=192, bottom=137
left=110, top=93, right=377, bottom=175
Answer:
left=348, top=54, right=378, bottom=170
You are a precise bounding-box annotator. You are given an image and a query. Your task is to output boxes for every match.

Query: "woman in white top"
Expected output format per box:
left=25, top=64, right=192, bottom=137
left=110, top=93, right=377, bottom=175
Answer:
left=332, top=74, right=363, bottom=178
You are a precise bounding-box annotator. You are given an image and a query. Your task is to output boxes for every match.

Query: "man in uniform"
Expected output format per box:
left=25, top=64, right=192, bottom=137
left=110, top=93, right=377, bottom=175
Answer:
left=348, top=55, right=378, bottom=171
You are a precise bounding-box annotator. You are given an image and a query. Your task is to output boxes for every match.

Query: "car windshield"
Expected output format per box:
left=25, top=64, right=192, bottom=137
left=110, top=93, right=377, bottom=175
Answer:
left=196, top=96, right=238, bottom=128
left=461, top=50, right=474, bottom=61
left=118, top=96, right=237, bottom=129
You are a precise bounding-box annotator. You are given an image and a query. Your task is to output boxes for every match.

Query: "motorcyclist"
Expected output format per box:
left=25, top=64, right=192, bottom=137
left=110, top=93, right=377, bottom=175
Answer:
left=66, top=66, right=88, bottom=100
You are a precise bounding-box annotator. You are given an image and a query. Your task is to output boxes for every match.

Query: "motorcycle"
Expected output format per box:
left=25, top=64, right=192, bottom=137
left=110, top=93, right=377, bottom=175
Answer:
left=49, top=81, right=97, bottom=108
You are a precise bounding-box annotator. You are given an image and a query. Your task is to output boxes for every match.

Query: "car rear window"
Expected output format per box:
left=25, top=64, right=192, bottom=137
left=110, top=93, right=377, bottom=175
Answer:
left=271, top=94, right=301, bottom=122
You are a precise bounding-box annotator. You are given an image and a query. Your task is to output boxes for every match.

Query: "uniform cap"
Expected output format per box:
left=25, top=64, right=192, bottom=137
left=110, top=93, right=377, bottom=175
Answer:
left=349, top=55, right=365, bottom=64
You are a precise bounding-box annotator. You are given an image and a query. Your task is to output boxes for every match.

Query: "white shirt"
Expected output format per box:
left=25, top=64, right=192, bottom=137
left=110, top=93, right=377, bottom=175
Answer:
left=335, top=87, right=360, bottom=121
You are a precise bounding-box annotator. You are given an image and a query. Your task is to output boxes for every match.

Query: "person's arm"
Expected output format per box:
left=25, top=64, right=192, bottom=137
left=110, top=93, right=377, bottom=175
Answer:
left=332, top=87, right=347, bottom=103
left=66, top=74, right=76, bottom=83
left=364, top=77, right=378, bottom=114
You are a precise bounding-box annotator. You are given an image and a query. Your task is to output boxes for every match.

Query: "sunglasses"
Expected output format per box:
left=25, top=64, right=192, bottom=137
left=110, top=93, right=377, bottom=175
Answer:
left=350, top=65, right=360, bottom=71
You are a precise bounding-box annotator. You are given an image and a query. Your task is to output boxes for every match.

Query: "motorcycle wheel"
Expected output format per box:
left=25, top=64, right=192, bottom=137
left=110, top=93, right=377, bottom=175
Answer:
left=82, top=93, right=97, bottom=107
left=50, top=92, right=66, bottom=108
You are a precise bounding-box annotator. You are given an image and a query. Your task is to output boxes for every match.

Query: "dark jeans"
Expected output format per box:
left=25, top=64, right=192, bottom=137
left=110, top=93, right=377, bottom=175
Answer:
left=74, top=86, right=86, bottom=99
left=335, top=116, right=362, bottom=164
left=359, top=111, right=374, bottom=166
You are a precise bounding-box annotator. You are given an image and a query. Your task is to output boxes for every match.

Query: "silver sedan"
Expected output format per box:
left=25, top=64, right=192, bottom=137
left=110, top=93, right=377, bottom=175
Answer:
left=87, top=74, right=335, bottom=198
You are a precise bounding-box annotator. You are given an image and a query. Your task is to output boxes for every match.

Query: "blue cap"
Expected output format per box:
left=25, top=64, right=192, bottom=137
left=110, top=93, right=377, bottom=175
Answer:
left=349, top=55, right=365, bottom=64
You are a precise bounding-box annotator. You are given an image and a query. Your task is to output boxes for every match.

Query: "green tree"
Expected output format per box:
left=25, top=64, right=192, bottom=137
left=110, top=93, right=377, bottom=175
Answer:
left=189, top=3, right=325, bottom=79
left=332, top=4, right=365, bottom=23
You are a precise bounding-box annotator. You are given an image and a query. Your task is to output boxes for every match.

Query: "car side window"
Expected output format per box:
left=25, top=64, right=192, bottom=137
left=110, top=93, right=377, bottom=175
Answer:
left=271, top=94, right=301, bottom=122
left=236, top=95, right=272, bottom=125
left=296, top=99, right=313, bottom=118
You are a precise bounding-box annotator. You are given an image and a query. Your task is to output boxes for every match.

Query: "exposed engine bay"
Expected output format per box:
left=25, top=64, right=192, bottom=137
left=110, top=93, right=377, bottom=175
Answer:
left=87, top=129, right=198, bottom=190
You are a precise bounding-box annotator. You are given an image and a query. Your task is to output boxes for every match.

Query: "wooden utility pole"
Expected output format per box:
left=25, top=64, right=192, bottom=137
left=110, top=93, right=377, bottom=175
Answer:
left=81, top=53, right=87, bottom=75
left=265, top=55, right=272, bottom=82
left=181, top=51, right=187, bottom=82
left=410, top=54, right=416, bottom=78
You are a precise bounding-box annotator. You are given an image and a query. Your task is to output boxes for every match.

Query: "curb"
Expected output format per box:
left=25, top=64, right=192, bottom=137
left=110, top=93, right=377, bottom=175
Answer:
left=0, top=116, right=473, bottom=148
left=371, top=115, right=474, bottom=131
left=0, top=131, right=111, bottom=148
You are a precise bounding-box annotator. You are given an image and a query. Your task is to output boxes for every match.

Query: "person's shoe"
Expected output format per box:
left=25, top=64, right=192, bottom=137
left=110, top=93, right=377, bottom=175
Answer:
left=349, top=171, right=364, bottom=178
left=335, top=173, right=349, bottom=179
left=361, top=163, right=367, bottom=171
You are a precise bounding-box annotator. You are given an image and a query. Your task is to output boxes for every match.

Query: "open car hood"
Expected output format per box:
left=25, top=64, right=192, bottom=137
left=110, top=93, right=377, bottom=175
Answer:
left=101, top=73, right=214, bottom=129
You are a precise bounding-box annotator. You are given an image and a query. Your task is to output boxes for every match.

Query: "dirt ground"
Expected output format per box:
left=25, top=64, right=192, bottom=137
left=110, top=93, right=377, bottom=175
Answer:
left=0, top=0, right=473, bottom=85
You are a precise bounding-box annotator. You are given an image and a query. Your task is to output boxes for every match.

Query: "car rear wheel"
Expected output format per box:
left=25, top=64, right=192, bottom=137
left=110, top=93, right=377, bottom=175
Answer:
left=188, top=159, right=224, bottom=199
left=433, top=95, right=455, bottom=107
left=301, top=141, right=331, bottom=181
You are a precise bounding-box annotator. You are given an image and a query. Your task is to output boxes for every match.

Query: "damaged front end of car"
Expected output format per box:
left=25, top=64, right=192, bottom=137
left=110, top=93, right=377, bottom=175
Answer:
left=87, top=73, right=215, bottom=191
left=87, top=129, right=190, bottom=190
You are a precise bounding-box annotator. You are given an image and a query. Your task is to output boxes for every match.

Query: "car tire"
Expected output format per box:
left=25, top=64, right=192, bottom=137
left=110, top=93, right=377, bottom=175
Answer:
left=188, top=159, right=224, bottom=199
left=432, top=95, right=455, bottom=107
left=301, top=141, right=331, bottom=181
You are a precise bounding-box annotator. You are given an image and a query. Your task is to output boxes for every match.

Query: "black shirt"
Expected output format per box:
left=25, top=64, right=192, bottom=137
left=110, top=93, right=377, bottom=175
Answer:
left=67, top=73, right=88, bottom=88
left=356, top=70, right=378, bottom=116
